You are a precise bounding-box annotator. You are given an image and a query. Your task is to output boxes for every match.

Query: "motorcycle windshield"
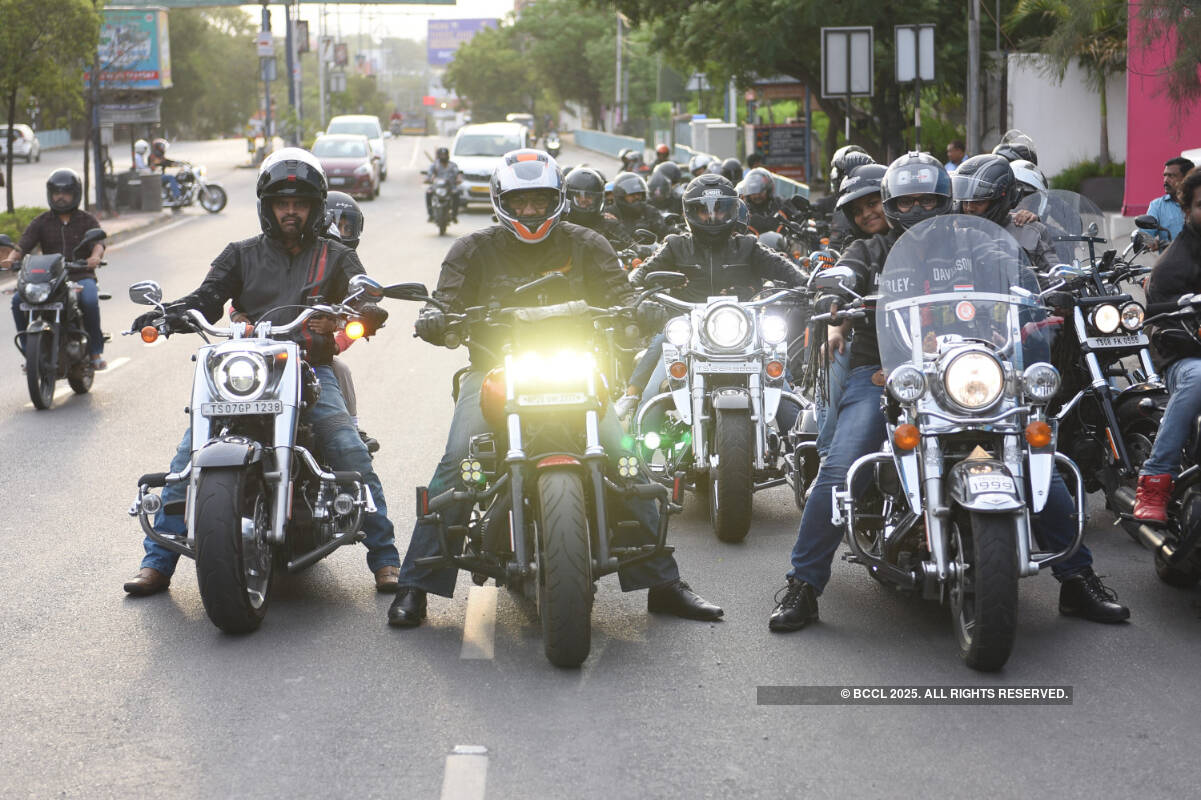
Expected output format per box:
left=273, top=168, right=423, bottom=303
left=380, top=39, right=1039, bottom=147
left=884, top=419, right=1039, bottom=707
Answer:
left=1016, top=189, right=1105, bottom=265
left=876, top=215, right=1051, bottom=375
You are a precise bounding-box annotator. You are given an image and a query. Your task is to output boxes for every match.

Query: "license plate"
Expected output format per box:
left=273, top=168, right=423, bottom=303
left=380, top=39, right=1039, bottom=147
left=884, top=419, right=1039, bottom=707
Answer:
left=19, top=302, right=62, bottom=311
left=694, top=361, right=759, bottom=374
left=329, top=177, right=348, bottom=185
left=468, top=186, right=490, bottom=196
left=200, top=400, right=284, bottom=416
left=1087, top=334, right=1146, bottom=348
left=968, top=474, right=1015, bottom=494
left=517, top=392, right=589, bottom=406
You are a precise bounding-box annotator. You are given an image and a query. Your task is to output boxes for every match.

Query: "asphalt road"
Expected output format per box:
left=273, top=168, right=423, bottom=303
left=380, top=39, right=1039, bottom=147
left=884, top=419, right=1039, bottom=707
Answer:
left=1, top=135, right=1197, bottom=799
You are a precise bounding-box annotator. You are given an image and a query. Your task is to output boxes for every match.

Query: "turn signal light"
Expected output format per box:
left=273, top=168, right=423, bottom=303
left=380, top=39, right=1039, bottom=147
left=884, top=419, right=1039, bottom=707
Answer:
left=765, top=360, right=785, bottom=379
left=893, top=423, right=920, bottom=451
left=629, top=257, right=642, bottom=271
left=140, top=325, right=159, bottom=343
left=1025, top=420, right=1053, bottom=448
left=669, top=361, right=688, bottom=379
left=345, top=319, right=365, bottom=340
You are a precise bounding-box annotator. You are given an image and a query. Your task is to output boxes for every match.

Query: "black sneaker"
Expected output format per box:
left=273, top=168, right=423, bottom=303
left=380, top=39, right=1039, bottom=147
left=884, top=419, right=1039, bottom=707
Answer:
left=1059, top=568, right=1130, bottom=623
left=768, top=578, right=819, bottom=632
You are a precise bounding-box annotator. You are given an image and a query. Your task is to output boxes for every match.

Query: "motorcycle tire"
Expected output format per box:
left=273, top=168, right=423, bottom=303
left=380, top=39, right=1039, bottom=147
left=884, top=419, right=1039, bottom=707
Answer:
left=950, top=509, right=1018, bottom=672
left=438, top=220, right=448, bottom=236
left=536, top=469, right=593, bottom=668
left=24, top=332, right=55, bottom=410
left=710, top=410, right=754, bottom=543
left=194, top=466, right=274, bottom=634
left=67, top=358, right=93, bottom=395
left=199, top=185, right=227, bottom=213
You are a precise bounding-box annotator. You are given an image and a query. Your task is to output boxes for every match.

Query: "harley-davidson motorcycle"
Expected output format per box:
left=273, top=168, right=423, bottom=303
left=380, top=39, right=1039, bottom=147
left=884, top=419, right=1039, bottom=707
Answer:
left=162, top=162, right=228, bottom=213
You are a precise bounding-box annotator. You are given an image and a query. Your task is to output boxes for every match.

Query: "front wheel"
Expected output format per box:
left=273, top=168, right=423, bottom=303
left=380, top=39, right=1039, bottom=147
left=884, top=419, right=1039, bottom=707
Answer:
left=67, top=357, right=93, bottom=394
left=536, top=469, right=593, bottom=667
left=949, top=510, right=1019, bottom=672
left=710, top=410, right=754, bottom=542
left=199, top=185, right=227, bottom=213
left=24, top=332, right=55, bottom=410
left=194, top=466, right=274, bottom=634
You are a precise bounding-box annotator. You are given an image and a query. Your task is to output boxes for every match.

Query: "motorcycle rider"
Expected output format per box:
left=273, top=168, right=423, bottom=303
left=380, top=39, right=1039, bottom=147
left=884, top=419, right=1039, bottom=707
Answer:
left=646, top=171, right=676, bottom=213
left=133, top=139, right=150, bottom=172
left=608, top=171, right=669, bottom=245
left=563, top=166, right=631, bottom=248
left=426, top=146, right=462, bottom=224
left=123, top=148, right=400, bottom=596
left=653, top=143, right=672, bottom=165
left=992, top=129, right=1038, bottom=165
left=388, top=148, right=723, bottom=627
left=149, top=138, right=183, bottom=204
left=737, top=167, right=784, bottom=235
left=1145, top=156, right=1194, bottom=251
left=952, top=154, right=1058, bottom=270
left=719, top=157, right=744, bottom=185
left=2, top=169, right=107, bottom=370
left=1010, top=159, right=1048, bottom=201
left=687, top=153, right=715, bottom=178
left=1134, top=166, right=1201, bottom=522
left=814, top=146, right=876, bottom=247
left=768, top=151, right=1130, bottom=632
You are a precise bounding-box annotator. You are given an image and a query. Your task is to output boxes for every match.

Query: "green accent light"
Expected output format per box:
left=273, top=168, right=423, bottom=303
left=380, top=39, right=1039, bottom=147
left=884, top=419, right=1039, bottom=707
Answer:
left=621, top=435, right=634, bottom=451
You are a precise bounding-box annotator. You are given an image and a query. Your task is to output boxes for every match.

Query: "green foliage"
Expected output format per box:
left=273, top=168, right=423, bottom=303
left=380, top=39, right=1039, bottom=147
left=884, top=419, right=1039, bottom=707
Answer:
left=0, top=207, right=46, bottom=240
left=161, top=8, right=260, bottom=139
left=443, top=25, right=531, bottom=123
left=1135, top=1, right=1201, bottom=129
left=1048, top=158, right=1124, bottom=193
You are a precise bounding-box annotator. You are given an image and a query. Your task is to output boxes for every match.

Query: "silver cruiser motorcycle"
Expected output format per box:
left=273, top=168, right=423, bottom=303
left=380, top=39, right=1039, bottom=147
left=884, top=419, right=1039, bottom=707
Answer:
left=127, top=275, right=397, bottom=633
left=636, top=286, right=804, bottom=542
left=822, top=216, right=1085, bottom=671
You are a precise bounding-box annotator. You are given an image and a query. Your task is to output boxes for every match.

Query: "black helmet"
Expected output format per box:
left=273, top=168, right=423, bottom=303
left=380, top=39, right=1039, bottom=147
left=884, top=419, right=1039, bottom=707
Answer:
left=256, top=147, right=328, bottom=242
left=951, top=154, right=1019, bottom=226
left=324, top=190, right=364, bottom=249
left=829, top=148, right=875, bottom=194
left=564, top=166, right=606, bottom=222
left=880, top=151, right=952, bottom=231
left=835, top=163, right=887, bottom=211
left=682, top=174, right=739, bottom=246
left=720, top=157, right=743, bottom=184
left=611, top=171, right=649, bottom=221
left=992, top=129, right=1038, bottom=165
left=653, top=160, right=683, bottom=186
left=150, top=138, right=169, bottom=158
left=735, top=199, right=749, bottom=234
left=46, top=168, right=82, bottom=214
left=646, top=172, right=673, bottom=211
left=737, top=168, right=775, bottom=212
left=758, top=230, right=788, bottom=254
left=435, top=146, right=449, bottom=161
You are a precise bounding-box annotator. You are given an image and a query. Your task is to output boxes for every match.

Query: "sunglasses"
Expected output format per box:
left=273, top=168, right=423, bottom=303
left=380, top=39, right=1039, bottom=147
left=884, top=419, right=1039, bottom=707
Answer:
left=894, top=195, right=941, bottom=212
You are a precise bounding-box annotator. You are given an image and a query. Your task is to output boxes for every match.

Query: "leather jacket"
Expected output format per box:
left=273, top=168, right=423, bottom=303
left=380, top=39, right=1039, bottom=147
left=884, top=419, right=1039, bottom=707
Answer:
left=629, top=232, right=804, bottom=302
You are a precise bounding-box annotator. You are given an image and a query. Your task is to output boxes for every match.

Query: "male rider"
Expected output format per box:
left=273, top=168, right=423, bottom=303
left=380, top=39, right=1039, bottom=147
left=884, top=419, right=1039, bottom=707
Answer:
left=563, top=166, right=632, bottom=248
left=149, top=138, right=183, bottom=204
left=1145, top=157, right=1194, bottom=251
left=388, top=149, right=723, bottom=627
left=3, top=168, right=107, bottom=370
left=952, top=154, right=1058, bottom=270
left=768, top=151, right=1130, bottom=632
left=123, top=148, right=400, bottom=596
left=607, top=171, right=670, bottom=246
left=426, top=147, right=462, bottom=224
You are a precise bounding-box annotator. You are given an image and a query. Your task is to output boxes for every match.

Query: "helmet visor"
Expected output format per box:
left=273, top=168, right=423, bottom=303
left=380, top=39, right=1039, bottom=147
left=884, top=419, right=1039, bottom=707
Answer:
left=329, top=208, right=363, bottom=241
left=567, top=186, right=603, bottom=212
left=500, top=188, right=560, bottom=219
left=684, top=195, right=739, bottom=225
left=951, top=171, right=1006, bottom=202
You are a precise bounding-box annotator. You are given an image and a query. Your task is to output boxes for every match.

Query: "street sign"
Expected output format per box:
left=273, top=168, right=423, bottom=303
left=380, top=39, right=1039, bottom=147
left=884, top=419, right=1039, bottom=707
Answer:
left=260, top=56, right=276, bottom=82
left=686, top=73, right=711, bottom=92
left=895, top=25, right=935, bottom=83
left=296, top=20, right=310, bottom=54
left=319, top=36, right=333, bottom=63
left=256, top=31, right=273, bottom=57
left=821, top=26, right=873, bottom=98
left=427, top=19, right=499, bottom=67
left=329, top=71, right=346, bottom=93
left=334, top=42, right=348, bottom=67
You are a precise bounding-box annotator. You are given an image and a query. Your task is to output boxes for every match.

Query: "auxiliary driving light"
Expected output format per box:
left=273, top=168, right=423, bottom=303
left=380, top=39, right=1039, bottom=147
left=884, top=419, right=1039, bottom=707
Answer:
left=333, top=493, right=356, bottom=516
left=642, top=431, right=661, bottom=451
left=459, top=459, right=484, bottom=484
left=618, top=456, right=639, bottom=478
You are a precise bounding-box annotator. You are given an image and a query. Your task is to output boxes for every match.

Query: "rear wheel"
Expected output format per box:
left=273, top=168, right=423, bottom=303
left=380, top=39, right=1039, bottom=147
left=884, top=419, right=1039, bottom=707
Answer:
left=949, top=510, right=1019, bottom=672
left=536, top=469, right=592, bottom=668
left=194, top=467, right=273, bottom=634
left=199, top=185, right=227, bottom=213
left=710, top=410, right=754, bottom=542
left=24, top=332, right=55, bottom=410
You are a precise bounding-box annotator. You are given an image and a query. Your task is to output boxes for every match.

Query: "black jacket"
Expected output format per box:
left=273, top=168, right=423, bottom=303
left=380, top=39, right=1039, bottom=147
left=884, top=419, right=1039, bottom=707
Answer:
left=1147, top=222, right=1201, bottom=368
left=630, top=232, right=804, bottom=303
left=835, top=228, right=902, bottom=371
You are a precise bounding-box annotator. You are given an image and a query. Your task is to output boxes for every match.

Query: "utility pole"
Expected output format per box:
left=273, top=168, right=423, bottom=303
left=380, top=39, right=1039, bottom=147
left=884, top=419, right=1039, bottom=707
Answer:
left=967, top=0, right=980, bottom=154
left=614, top=13, right=623, bottom=132
left=318, top=7, right=327, bottom=130
left=262, top=3, right=273, bottom=151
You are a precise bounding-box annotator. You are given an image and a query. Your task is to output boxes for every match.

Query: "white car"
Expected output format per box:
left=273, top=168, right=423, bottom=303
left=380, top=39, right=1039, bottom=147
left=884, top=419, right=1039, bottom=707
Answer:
left=450, top=122, right=531, bottom=205
left=0, top=125, right=40, bottom=163
left=324, top=115, right=389, bottom=181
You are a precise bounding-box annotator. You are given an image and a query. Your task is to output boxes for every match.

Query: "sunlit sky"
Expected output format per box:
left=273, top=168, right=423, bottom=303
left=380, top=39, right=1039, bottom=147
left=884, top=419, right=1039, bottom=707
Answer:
left=245, top=1, right=517, bottom=44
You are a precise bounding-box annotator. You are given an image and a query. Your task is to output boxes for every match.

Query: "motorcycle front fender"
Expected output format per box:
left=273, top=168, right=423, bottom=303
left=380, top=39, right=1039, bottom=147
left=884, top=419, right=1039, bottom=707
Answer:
left=711, top=388, right=750, bottom=410
left=25, top=318, right=52, bottom=335
left=193, top=436, right=266, bottom=469
left=946, top=458, right=1024, bottom=513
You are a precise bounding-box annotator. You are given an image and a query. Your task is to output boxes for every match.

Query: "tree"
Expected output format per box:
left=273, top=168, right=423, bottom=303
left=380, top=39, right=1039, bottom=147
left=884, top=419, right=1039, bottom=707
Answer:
left=0, top=0, right=101, bottom=213
left=1135, top=0, right=1201, bottom=129
left=161, top=8, right=260, bottom=139
left=443, top=25, right=532, bottom=122
left=1008, top=0, right=1126, bottom=166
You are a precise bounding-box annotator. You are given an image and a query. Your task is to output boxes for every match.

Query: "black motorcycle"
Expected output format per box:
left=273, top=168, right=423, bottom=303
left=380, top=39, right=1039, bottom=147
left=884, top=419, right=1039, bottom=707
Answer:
left=430, top=176, right=455, bottom=236
left=162, top=162, right=227, bottom=213
left=3, top=229, right=108, bottom=409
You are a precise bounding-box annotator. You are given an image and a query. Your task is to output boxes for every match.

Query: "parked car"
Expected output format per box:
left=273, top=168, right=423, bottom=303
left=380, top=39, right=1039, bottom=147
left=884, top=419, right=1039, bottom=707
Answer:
left=310, top=134, right=379, bottom=200
left=0, top=125, right=41, bottom=163
left=450, top=122, right=531, bottom=205
left=324, top=114, right=389, bottom=181
left=505, top=112, right=537, bottom=145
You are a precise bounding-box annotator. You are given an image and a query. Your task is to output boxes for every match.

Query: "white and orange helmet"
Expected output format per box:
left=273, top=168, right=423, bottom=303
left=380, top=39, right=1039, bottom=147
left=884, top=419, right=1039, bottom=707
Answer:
left=490, top=149, right=566, bottom=244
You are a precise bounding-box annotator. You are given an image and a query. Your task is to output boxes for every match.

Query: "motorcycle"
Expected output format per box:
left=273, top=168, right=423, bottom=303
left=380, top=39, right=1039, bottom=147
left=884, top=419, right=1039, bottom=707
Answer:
left=390, top=118, right=403, bottom=137
left=430, top=176, right=456, bottom=236
left=162, top=162, right=228, bottom=213
left=3, top=229, right=109, bottom=409
left=545, top=132, right=561, bottom=159
left=127, top=275, right=399, bottom=633
left=398, top=272, right=684, bottom=667
left=635, top=279, right=805, bottom=542
left=821, top=216, right=1084, bottom=671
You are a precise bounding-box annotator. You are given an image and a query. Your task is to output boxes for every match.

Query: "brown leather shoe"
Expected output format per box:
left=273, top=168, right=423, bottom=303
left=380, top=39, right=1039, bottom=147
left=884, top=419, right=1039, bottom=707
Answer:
left=124, top=567, right=170, bottom=596
left=375, top=565, right=400, bottom=593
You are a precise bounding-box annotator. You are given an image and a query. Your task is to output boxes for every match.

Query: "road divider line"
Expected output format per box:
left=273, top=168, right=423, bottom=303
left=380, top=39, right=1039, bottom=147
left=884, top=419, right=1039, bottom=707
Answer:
left=107, top=216, right=198, bottom=251
left=440, top=745, right=488, bottom=800
left=409, top=135, right=423, bottom=168
left=460, top=585, right=498, bottom=660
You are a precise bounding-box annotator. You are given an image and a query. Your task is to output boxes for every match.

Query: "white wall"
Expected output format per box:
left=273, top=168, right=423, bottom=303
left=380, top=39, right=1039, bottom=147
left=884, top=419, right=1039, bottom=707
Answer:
left=1006, top=53, right=1127, bottom=180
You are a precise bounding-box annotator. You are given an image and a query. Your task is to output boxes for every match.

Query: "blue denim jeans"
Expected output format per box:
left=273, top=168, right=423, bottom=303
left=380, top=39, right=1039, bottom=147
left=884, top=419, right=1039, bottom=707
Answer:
left=161, top=173, right=181, bottom=201
left=786, top=364, right=1092, bottom=592
left=814, top=342, right=850, bottom=457
left=1140, top=357, right=1201, bottom=479
left=140, top=365, right=399, bottom=577
left=398, top=369, right=680, bottom=597
left=11, top=278, right=103, bottom=356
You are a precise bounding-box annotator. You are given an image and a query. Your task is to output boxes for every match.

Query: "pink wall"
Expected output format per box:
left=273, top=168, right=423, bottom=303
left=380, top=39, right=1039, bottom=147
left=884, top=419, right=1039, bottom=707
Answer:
left=1123, top=0, right=1201, bottom=215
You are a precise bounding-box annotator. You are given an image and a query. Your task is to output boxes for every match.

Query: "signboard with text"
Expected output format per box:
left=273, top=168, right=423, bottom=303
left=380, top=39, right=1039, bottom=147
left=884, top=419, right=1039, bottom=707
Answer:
left=86, top=7, right=172, bottom=89
left=427, top=19, right=499, bottom=67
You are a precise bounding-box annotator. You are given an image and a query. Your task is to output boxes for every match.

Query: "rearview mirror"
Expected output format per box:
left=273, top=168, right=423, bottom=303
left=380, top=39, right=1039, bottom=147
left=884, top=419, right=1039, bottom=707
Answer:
left=348, top=274, right=384, bottom=301
left=633, top=228, right=658, bottom=245
left=1133, top=214, right=1161, bottom=231
left=811, top=265, right=858, bottom=295
left=73, top=228, right=107, bottom=259
left=788, top=195, right=812, bottom=214
left=644, top=270, right=688, bottom=289
left=129, top=280, right=163, bottom=306
left=383, top=282, right=431, bottom=301
left=513, top=271, right=567, bottom=299
left=1086, top=221, right=1100, bottom=237
left=0, top=234, right=14, bottom=250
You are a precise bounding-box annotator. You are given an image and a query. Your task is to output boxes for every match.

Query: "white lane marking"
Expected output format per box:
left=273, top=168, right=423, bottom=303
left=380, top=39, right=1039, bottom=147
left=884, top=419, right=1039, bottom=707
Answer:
left=107, top=216, right=198, bottom=251
left=460, top=585, right=498, bottom=660
left=23, top=356, right=130, bottom=409
left=408, top=135, right=423, bottom=168
left=440, top=745, right=488, bottom=800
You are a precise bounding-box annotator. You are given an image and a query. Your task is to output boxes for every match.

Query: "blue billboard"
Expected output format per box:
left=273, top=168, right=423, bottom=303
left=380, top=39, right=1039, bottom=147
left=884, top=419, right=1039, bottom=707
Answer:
left=87, top=8, right=173, bottom=89
left=427, top=19, right=499, bottom=67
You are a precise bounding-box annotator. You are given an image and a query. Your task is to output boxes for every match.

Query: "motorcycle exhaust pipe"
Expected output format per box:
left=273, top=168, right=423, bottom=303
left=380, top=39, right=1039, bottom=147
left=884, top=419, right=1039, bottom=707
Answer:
left=1110, top=485, right=1177, bottom=559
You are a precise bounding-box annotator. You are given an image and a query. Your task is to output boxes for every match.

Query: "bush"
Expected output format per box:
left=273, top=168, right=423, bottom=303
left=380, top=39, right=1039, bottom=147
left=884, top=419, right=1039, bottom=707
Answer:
left=1049, top=159, right=1125, bottom=193
left=0, top=207, right=45, bottom=242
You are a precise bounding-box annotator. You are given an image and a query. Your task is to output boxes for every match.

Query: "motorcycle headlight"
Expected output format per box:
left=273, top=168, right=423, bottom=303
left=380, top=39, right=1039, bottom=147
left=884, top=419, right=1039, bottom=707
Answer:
left=886, top=364, right=927, bottom=402
left=1089, top=303, right=1120, bottom=334
left=702, top=304, right=752, bottom=351
left=213, top=353, right=268, bottom=400
left=759, top=313, right=788, bottom=346
left=21, top=282, right=52, bottom=304
left=664, top=315, right=691, bottom=346
left=1120, top=302, right=1144, bottom=331
left=942, top=351, right=1004, bottom=410
left=1022, top=363, right=1061, bottom=403
left=508, top=350, right=595, bottom=390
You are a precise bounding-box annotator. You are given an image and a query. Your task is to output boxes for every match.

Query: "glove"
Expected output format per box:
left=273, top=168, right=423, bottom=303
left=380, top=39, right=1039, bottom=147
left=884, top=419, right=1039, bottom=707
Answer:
left=297, top=329, right=337, bottom=365
left=130, top=310, right=160, bottom=333
left=130, top=304, right=191, bottom=334
left=357, top=303, right=389, bottom=337
left=635, top=300, right=668, bottom=333
left=414, top=307, right=447, bottom=344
